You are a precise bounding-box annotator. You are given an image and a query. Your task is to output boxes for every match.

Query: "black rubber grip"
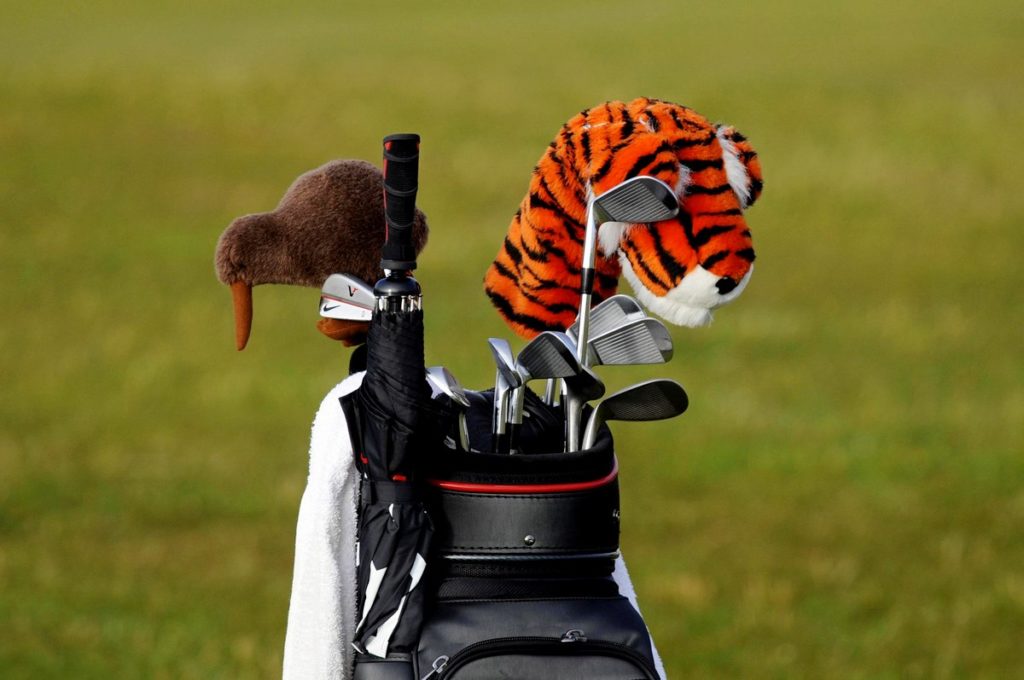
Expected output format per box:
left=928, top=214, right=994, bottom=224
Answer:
left=381, top=133, right=420, bottom=271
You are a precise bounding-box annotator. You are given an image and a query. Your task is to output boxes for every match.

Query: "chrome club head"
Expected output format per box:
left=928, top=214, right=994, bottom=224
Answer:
left=426, top=365, right=471, bottom=452
left=507, top=331, right=582, bottom=453
left=426, top=365, right=471, bottom=408
left=592, top=175, right=680, bottom=225
left=488, top=338, right=522, bottom=452
left=515, top=331, right=580, bottom=380
left=582, top=379, right=689, bottom=449
left=319, top=273, right=375, bottom=321
left=567, top=294, right=646, bottom=341
left=586, top=317, right=673, bottom=366
left=577, top=176, right=679, bottom=366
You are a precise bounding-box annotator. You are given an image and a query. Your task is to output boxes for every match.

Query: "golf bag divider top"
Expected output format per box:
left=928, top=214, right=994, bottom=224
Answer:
left=350, top=392, right=660, bottom=679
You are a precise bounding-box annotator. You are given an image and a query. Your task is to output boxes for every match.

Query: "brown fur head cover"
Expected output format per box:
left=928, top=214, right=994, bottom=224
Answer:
left=215, top=159, right=428, bottom=349
left=484, top=98, right=763, bottom=338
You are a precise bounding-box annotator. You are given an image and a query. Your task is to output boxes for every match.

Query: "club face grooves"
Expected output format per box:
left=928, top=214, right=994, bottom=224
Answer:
left=568, top=295, right=645, bottom=340
left=593, top=176, right=679, bottom=225
left=517, top=332, right=580, bottom=380
left=582, top=379, right=689, bottom=449
left=589, top=318, right=673, bottom=365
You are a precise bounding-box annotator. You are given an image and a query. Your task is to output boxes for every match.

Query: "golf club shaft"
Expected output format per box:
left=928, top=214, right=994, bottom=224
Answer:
left=457, top=412, right=469, bottom=452
left=575, top=207, right=599, bottom=367
left=566, top=395, right=584, bottom=452
left=565, top=206, right=601, bottom=450
left=543, top=379, right=559, bottom=405
left=492, top=376, right=511, bottom=453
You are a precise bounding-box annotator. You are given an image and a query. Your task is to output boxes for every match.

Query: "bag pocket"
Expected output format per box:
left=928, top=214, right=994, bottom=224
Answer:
left=420, top=629, right=657, bottom=679
left=415, top=596, right=658, bottom=679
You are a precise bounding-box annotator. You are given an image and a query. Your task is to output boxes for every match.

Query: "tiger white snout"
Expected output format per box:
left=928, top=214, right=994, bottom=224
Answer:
left=618, top=254, right=753, bottom=327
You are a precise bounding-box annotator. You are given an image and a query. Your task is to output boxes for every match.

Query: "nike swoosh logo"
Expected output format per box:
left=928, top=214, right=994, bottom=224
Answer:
left=322, top=304, right=340, bottom=312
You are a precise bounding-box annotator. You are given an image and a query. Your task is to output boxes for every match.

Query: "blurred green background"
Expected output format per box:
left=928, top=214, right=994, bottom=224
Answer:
left=2, top=1, right=1022, bottom=677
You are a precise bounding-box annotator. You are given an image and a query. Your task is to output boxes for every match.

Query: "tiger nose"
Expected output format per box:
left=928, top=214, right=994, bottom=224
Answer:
left=716, top=276, right=738, bottom=295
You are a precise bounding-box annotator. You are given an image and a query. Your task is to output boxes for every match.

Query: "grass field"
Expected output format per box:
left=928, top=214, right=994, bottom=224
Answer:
left=2, top=1, right=1022, bottom=677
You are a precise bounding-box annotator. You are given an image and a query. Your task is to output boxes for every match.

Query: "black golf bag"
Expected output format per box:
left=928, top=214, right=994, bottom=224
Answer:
left=352, top=388, right=662, bottom=680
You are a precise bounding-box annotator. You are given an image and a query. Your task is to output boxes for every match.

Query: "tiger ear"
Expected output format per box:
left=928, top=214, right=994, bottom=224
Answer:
left=715, top=125, right=763, bottom=209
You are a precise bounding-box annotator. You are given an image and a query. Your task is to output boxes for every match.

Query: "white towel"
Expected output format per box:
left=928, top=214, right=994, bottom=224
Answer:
left=282, top=372, right=666, bottom=679
left=282, top=373, right=364, bottom=680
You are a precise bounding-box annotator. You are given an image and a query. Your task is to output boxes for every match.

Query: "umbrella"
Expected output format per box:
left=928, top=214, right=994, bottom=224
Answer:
left=340, top=134, right=437, bottom=658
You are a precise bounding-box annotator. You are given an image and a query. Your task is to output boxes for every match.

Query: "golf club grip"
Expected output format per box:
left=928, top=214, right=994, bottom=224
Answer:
left=381, top=133, right=420, bottom=271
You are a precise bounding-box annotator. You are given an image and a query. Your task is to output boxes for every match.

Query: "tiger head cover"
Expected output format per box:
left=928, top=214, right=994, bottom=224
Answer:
left=484, top=98, right=763, bottom=338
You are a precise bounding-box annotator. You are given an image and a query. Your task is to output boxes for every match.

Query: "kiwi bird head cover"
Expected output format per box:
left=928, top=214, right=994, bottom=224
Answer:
left=215, top=159, right=429, bottom=349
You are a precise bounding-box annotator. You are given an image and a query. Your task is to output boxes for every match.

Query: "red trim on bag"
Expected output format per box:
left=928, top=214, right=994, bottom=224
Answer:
left=428, top=458, right=618, bottom=494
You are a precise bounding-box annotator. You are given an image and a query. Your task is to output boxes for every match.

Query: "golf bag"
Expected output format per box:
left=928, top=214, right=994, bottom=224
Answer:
left=351, top=389, right=663, bottom=680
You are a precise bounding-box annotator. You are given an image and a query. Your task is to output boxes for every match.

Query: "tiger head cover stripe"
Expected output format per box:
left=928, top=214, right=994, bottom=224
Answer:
left=484, top=98, right=763, bottom=338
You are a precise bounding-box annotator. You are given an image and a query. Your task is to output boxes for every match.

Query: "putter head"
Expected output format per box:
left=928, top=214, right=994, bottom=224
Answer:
left=515, top=331, right=581, bottom=381
left=592, top=175, right=679, bottom=225
left=567, top=294, right=645, bottom=340
left=589, top=317, right=674, bottom=366
left=319, top=273, right=375, bottom=321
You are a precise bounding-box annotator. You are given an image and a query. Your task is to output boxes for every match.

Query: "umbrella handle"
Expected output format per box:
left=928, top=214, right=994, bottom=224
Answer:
left=380, top=133, right=420, bottom=273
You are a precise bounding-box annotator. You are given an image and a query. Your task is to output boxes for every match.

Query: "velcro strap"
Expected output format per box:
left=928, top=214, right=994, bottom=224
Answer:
left=427, top=478, right=619, bottom=557
left=363, top=480, right=418, bottom=504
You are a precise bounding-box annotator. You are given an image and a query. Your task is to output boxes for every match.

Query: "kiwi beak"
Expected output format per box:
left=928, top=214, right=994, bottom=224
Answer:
left=231, top=281, right=253, bottom=350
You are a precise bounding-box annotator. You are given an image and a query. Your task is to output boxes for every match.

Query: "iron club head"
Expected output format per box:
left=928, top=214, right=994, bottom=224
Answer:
left=426, top=365, right=471, bottom=452
left=488, top=338, right=522, bottom=452
left=577, top=176, right=679, bottom=365
left=319, top=273, right=375, bottom=321
left=591, top=175, right=680, bottom=225
left=582, top=379, right=689, bottom=449
left=567, top=294, right=646, bottom=341
left=587, top=317, right=674, bottom=366
left=506, top=331, right=582, bottom=453
left=425, top=365, right=471, bottom=408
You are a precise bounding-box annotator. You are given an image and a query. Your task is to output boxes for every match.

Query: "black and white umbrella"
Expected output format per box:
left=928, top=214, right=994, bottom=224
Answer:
left=340, top=134, right=436, bottom=658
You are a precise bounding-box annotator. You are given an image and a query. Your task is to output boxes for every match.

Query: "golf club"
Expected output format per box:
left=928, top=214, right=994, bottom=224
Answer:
left=426, top=365, right=471, bottom=452
left=319, top=273, right=376, bottom=321
left=566, top=176, right=678, bottom=450
left=581, top=379, right=689, bottom=450
left=545, top=294, right=648, bottom=404
left=488, top=338, right=522, bottom=454
left=506, top=331, right=581, bottom=454
left=575, top=176, right=679, bottom=367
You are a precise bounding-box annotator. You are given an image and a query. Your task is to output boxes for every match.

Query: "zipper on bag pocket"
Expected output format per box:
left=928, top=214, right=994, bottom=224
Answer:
left=420, top=628, right=658, bottom=679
